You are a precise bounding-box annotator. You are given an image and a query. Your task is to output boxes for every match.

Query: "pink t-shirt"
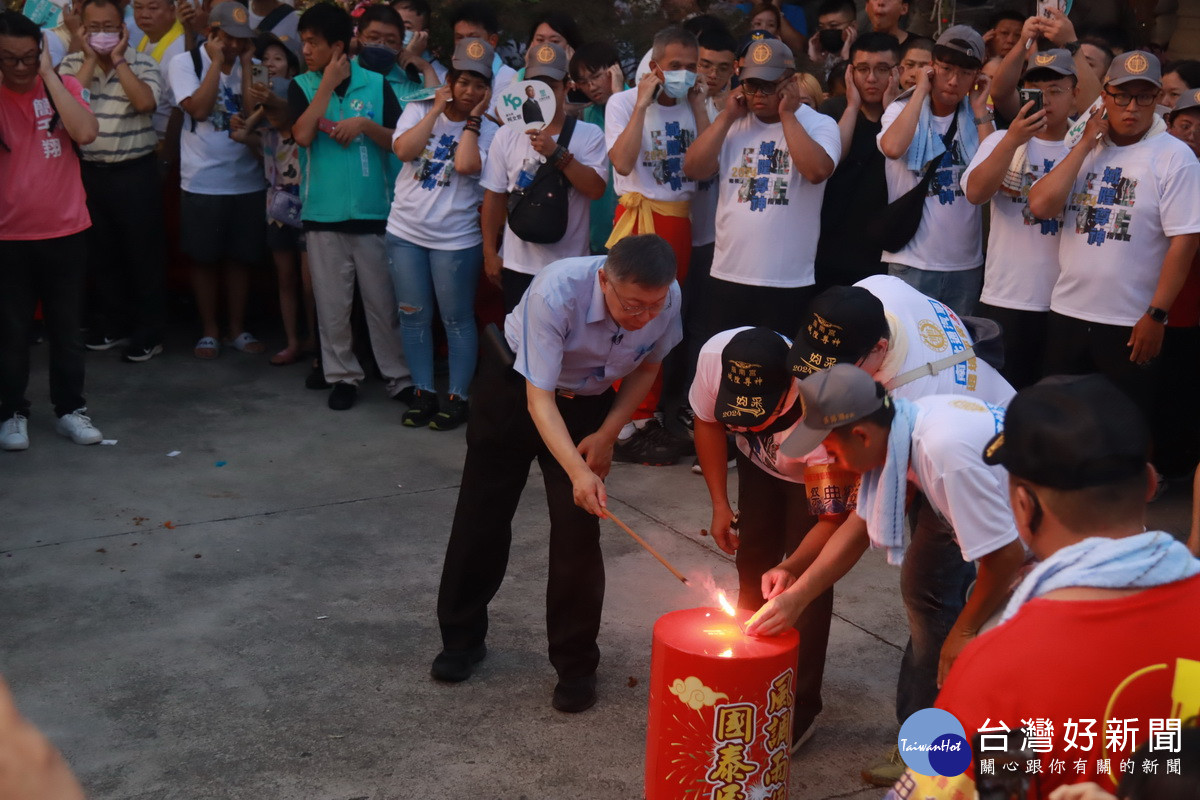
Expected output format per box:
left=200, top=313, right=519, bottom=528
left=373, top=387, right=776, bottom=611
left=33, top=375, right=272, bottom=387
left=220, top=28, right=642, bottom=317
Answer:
left=0, top=74, right=91, bottom=240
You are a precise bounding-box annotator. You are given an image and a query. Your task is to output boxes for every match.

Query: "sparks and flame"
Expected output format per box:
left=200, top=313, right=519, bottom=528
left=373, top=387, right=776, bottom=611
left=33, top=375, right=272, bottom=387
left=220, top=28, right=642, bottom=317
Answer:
left=716, top=591, right=736, bottom=617
left=718, top=648, right=734, bottom=658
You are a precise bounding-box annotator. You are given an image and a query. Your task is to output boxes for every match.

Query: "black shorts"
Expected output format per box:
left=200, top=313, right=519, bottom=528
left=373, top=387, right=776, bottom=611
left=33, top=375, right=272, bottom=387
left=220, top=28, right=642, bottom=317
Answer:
left=180, top=190, right=267, bottom=265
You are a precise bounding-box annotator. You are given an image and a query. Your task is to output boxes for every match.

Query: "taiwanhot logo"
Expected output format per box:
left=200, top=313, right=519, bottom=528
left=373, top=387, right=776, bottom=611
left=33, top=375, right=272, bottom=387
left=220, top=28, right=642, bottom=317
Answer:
left=898, top=708, right=973, bottom=777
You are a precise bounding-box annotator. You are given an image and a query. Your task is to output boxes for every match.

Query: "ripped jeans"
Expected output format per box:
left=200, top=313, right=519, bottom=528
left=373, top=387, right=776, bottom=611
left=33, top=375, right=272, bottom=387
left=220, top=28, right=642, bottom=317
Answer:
left=385, top=235, right=483, bottom=398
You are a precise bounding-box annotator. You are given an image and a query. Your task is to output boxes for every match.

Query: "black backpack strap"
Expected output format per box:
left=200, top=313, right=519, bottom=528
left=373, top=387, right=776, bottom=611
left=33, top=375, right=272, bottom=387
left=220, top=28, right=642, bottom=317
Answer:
left=257, top=5, right=293, bottom=33
left=187, top=46, right=204, bottom=132
left=558, top=114, right=577, bottom=150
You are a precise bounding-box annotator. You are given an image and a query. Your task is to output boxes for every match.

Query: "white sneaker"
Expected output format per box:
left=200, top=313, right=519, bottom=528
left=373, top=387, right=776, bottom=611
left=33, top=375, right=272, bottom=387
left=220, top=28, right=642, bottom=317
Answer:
left=56, top=409, right=102, bottom=445
left=1, top=415, right=29, bottom=451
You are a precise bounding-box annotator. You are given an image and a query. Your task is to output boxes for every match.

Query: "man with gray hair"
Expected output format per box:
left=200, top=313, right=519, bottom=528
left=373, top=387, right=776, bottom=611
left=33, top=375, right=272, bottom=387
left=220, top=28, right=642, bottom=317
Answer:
left=433, top=235, right=683, bottom=714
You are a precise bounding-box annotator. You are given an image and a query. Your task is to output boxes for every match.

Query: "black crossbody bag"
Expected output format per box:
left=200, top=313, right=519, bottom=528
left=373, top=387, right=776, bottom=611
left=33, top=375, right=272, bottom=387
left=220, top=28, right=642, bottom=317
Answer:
left=506, top=116, right=577, bottom=245
left=869, top=112, right=959, bottom=253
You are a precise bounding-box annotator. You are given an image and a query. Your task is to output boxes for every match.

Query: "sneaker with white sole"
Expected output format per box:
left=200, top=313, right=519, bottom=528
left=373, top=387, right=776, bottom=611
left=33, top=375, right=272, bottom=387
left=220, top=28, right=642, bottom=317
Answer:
left=56, top=409, right=103, bottom=445
left=1, top=415, right=29, bottom=451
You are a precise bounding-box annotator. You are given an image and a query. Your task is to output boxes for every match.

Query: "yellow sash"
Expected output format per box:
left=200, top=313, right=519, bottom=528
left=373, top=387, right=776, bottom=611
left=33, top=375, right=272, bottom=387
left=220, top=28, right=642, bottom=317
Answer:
left=137, top=20, right=184, bottom=63
left=604, top=192, right=690, bottom=250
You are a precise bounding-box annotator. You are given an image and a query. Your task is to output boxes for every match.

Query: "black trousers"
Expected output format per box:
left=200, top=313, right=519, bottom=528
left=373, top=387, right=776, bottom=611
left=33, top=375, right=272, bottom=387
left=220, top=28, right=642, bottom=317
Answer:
left=1043, top=311, right=1160, bottom=422
left=976, top=303, right=1048, bottom=391
left=1153, top=325, right=1200, bottom=476
left=501, top=268, right=535, bottom=315
left=733, top=451, right=832, bottom=729
left=81, top=155, right=167, bottom=345
left=703, top=276, right=816, bottom=346
left=660, top=241, right=715, bottom=436
left=0, top=233, right=89, bottom=420
left=436, top=367, right=614, bottom=680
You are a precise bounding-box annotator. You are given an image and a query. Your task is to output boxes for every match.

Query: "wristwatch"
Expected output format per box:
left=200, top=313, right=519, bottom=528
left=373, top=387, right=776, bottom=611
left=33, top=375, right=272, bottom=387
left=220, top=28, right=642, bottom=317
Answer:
left=974, top=110, right=994, bottom=126
left=1063, top=40, right=1082, bottom=55
left=1146, top=305, right=1169, bottom=324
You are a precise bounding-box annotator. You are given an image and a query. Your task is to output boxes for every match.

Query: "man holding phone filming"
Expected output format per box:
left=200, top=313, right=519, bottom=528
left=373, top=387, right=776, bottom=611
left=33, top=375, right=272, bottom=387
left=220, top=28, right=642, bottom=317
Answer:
left=961, top=49, right=1077, bottom=390
left=877, top=25, right=995, bottom=317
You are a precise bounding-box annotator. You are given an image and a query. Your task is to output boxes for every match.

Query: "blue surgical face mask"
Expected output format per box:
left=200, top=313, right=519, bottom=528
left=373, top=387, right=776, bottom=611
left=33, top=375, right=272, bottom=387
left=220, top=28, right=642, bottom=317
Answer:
left=661, top=69, right=696, bottom=99
left=358, top=44, right=398, bottom=74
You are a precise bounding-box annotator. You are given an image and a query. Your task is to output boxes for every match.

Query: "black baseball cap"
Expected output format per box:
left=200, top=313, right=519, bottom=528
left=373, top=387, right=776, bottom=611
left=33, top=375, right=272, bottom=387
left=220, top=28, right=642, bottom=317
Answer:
left=714, top=328, right=792, bottom=428
left=787, top=286, right=888, bottom=378
left=982, top=375, right=1149, bottom=490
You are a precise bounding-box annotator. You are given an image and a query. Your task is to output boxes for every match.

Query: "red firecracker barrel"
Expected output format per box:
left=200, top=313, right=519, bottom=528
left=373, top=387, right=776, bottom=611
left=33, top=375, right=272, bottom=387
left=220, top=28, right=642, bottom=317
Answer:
left=645, top=607, right=800, bottom=800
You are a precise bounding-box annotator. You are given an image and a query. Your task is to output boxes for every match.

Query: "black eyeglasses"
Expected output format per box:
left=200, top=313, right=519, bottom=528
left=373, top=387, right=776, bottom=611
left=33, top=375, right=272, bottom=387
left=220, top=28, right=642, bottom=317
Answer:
left=1105, top=89, right=1158, bottom=107
left=0, top=52, right=40, bottom=68
left=741, top=81, right=782, bottom=98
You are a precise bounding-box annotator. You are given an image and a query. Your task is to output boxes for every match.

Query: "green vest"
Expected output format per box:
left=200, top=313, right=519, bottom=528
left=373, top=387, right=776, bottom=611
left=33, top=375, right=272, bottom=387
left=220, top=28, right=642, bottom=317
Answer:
left=295, top=63, right=392, bottom=223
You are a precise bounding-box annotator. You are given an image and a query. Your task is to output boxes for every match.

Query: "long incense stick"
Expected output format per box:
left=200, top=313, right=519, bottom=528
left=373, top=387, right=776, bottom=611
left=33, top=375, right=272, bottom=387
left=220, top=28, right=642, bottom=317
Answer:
left=603, top=509, right=690, bottom=584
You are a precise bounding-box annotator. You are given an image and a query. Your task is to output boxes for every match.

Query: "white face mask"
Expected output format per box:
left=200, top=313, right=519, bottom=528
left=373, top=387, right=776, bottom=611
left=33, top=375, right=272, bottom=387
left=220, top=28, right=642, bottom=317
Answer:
left=661, top=68, right=696, bottom=99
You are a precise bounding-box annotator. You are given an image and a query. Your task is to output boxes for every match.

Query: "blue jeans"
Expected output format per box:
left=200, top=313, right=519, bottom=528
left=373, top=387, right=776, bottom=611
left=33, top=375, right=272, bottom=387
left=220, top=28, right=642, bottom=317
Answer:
left=896, top=497, right=975, bottom=724
left=385, top=235, right=482, bottom=398
left=887, top=263, right=983, bottom=318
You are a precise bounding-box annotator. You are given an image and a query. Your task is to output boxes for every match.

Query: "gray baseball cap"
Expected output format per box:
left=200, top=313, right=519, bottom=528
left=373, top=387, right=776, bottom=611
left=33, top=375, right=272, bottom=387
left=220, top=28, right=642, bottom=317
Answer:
left=210, top=0, right=255, bottom=40
left=1025, top=48, right=1077, bottom=78
left=452, top=37, right=494, bottom=80
left=526, top=42, right=569, bottom=81
left=1105, top=50, right=1162, bottom=88
left=1169, top=86, right=1200, bottom=120
left=934, top=24, right=985, bottom=67
left=780, top=363, right=889, bottom=459
left=739, top=38, right=795, bottom=82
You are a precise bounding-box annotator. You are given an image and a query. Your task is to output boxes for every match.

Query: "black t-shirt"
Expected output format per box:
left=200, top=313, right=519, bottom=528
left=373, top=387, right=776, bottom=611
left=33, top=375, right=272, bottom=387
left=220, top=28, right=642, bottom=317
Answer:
left=287, top=73, right=401, bottom=234
left=813, top=95, right=889, bottom=290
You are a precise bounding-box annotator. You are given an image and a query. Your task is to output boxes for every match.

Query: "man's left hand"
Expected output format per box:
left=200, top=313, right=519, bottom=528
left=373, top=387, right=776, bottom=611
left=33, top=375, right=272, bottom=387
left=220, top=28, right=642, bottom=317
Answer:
left=1128, top=314, right=1165, bottom=364
left=777, top=75, right=801, bottom=115
left=112, top=24, right=129, bottom=60
left=527, top=126, right=558, bottom=158
left=577, top=431, right=615, bottom=481
left=969, top=72, right=993, bottom=117
left=937, top=626, right=975, bottom=687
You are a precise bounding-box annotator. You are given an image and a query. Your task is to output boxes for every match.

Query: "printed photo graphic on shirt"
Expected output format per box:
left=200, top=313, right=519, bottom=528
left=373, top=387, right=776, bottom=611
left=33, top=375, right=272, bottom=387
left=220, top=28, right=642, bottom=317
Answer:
left=208, top=81, right=243, bottom=132
left=1070, top=165, right=1136, bottom=246
left=644, top=121, right=695, bottom=191
left=496, top=80, right=556, bottom=131
left=1013, top=157, right=1062, bottom=235
left=728, top=139, right=791, bottom=211
left=928, top=139, right=967, bottom=205
left=411, top=133, right=459, bottom=190
left=923, top=299, right=977, bottom=390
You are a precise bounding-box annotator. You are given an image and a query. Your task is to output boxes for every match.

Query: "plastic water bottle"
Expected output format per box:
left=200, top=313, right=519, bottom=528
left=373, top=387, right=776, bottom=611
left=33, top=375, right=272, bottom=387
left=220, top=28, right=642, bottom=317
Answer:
left=516, top=156, right=539, bottom=189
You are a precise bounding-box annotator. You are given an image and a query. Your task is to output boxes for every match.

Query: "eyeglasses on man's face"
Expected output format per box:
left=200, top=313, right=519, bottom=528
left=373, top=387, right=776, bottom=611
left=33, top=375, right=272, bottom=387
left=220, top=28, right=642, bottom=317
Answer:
left=741, top=80, right=783, bottom=98
left=608, top=280, right=672, bottom=316
left=0, top=50, right=40, bottom=68
left=1104, top=89, right=1157, bottom=107
left=851, top=63, right=896, bottom=78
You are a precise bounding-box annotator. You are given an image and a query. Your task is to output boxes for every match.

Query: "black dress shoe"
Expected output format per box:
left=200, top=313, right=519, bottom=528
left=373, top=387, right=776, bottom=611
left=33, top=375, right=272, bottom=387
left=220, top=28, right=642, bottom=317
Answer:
left=328, top=382, right=357, bottom=410
left=430, top=644, right=487, bottom=682
left=552, top=674, right=597, bottom=713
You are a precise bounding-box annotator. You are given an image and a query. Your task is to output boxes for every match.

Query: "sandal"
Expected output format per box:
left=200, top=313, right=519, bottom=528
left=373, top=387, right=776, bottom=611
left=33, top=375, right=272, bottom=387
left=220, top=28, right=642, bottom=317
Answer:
left=270, top=346, right=300, bottom=366
left=193, top=336, right=220, bottom=360
left=227, top=332, right=266, bottom=354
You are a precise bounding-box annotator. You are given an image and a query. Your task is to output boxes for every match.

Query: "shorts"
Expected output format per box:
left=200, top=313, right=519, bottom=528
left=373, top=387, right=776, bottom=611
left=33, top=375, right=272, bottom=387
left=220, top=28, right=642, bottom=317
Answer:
left=180, top=190, right=267, bottom=265
left=266, top=221, right=306, bottom=253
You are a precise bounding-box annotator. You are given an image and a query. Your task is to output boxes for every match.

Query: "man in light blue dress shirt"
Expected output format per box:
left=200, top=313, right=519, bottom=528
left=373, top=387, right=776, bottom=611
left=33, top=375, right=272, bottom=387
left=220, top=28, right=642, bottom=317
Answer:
left=433, top=235, right=683, bottom=713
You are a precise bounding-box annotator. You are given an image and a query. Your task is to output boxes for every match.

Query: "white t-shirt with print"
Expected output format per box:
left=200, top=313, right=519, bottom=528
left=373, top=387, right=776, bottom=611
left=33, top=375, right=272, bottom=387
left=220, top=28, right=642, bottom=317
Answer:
left=479, top=118, right=608, bottom=276
left=1049, top=132, right=1200, bottom=327
left=905, top=394, right=1020, bottom=561
left=604, top=87, right=699, bottom=202
left=709, top=107, right=841, bottom=288
left=168, top=48, right=265, bottom=195
left=963, top=132, right=1070, bottom=312
left=857, top=275, right=1015, bottom=405
left=877, top=98, right=983, bottom=271
left=387, top=102, right=498, bottom=250
left=689, top=327, right=830, bottom=483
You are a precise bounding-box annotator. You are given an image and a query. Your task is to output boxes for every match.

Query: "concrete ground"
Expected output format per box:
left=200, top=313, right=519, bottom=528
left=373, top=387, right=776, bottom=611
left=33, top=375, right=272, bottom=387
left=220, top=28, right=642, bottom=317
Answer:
left=2, top=330, right=1191, bottom=800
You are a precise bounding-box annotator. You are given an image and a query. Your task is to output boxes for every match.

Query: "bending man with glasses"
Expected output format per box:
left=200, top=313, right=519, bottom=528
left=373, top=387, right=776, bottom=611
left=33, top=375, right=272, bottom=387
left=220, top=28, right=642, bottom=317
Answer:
left=1028, top=50, right=1200, bottom=433
left=432, top=235, right=682, bottom=715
